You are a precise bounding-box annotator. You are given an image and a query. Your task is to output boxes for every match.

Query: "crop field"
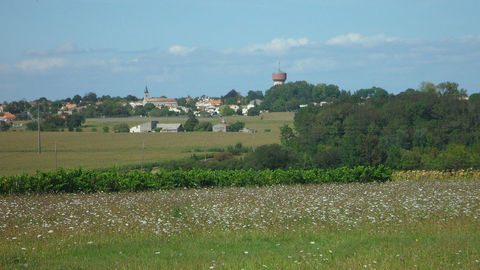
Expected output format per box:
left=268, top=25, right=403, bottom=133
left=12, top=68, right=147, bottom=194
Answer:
left=0, top=113, right=294, bottom=176
left=1, top=180, right=480, bottom=269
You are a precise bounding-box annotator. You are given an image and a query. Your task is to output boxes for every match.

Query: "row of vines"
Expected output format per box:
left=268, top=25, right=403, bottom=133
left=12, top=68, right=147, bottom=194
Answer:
left=0, top=165, right=392, bottom=194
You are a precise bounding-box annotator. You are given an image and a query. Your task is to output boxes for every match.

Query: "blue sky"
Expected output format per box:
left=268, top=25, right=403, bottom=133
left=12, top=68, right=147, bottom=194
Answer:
left=1, top=0, right=479, bottom=102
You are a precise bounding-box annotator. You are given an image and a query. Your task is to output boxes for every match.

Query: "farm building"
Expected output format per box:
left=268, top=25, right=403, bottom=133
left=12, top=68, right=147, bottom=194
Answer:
left=156, top=123, right=184, bottom=132
left=213, top=119, right=231, bottom=132
left=129, top=121, right=184, bottom=133
left=130, top=121, right=158, bottom=133
left=0, top=112, right=16, bottom=122
left=240, top=128, right=256, bottom=133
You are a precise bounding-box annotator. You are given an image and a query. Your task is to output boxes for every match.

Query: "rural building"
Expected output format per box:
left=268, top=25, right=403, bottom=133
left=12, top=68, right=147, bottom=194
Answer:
left=240, top=128, right=256, bottom=133
left=249, top=99, right=263, bottom=106
left=0, top=112, right=16, bottom=122
left=130, top=121, right=184, bottom=133
left=156, top=123, right=184, bottom=132
left=142, top=86, right=178, bottom=108
left=130, top=121, right=158, bottom=133
left=213, top=119, right=231, bottom=132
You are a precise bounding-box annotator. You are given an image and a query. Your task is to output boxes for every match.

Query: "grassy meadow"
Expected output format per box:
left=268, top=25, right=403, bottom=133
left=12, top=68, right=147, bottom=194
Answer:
left=0, top=112, right=293, bottom=176
left=1, top=180, right=479, bottom=269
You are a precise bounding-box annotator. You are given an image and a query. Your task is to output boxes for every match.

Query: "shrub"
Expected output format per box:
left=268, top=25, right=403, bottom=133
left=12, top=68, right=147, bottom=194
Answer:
left=245, top=144, right=298, bottom=170
left=230, top=121, right=245, bottom=132
left=213, top=152, right=234, bottom=161
left=103, top=126, right=110, bottom=133
left=113, top=123, right=130, bottom=133
left=0, top=165, right=392, bottom=194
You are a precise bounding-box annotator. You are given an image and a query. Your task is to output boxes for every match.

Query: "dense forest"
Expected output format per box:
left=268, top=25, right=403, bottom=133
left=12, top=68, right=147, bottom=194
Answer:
left=280, top=82, right=480, bottom=170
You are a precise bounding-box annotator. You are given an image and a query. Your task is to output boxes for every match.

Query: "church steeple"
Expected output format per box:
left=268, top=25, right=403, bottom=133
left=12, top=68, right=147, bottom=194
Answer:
left=143, top=86, right=150, bottom=104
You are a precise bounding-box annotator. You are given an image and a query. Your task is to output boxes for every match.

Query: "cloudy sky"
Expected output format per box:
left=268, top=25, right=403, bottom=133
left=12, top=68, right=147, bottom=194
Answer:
left=1, top=0, right=479, bottom=101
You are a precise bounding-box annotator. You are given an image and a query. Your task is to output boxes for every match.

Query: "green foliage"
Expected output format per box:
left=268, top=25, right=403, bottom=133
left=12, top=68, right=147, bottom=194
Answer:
left=220, top=106, right=236, bottom=116
left=149, top=107, right=173, bottom=117
left=195, top=121, right=212, bottom=131
left=246, top=90, right=264, bottom=102
left=213, top=152, right=234, bottom=161
left=184, top=112, right=199, bottom=131
left=245, top=144, right=298, bottom=170
left=247, top=106, right=260, bottom=116
left=103, top=126, right=110, bottom=133
left=113, top=123, right=130, bottom=133
left=229, top=121, right=245, bottom=132
left=26, top=114, right=85, bottom=131
left=0, top=165, right=392, bottom=194
left=287, top=85, right=480, bottom=170
left=222, top=89, right=242, bottom=105
left=0, top=121, right=11, bottom=131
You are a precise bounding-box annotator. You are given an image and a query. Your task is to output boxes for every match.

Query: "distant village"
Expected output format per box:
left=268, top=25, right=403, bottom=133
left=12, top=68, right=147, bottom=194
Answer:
left=0, top=86, right=265, bottom=133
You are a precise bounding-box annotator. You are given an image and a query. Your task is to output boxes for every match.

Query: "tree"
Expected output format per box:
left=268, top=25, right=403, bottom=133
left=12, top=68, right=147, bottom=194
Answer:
left=419, top=81, right=436, bottom=94
left=230, top=121, right=245, bottom=132
left=220, top=106, right=235, bottom=116
left=247, top=106, right=260, bottom=116
left=72, top=95, right=82, bottom=105
left=0, top=121, right=11, bottom=132
left=245, top=144, right=298, bottom=169
left=195, top=121, right=213, bottom=131
left=125, top=95, right=138, bottom=102
left=83, top=92, right=97, bottom=103
left=246, top=90, right=264, bottom=102
left=184, top=112, right=199, bottom=131
left=280, top=125, right=296, bottom=148
left=222, top=89, right=242, bottom=105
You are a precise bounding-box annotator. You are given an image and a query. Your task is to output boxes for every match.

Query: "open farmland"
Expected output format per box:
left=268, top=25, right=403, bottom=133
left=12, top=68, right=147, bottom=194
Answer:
left=0, top=113, right=293, bottom=176
left=1, top=180, right=480, bottom=269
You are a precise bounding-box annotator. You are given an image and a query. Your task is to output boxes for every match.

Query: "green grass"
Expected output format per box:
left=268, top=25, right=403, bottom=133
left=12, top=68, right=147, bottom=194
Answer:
left=2, top=219, right=479, bottom=269
left=0, top=112, right=294, bottom=175
left=1, top=180, right=479, bottom=269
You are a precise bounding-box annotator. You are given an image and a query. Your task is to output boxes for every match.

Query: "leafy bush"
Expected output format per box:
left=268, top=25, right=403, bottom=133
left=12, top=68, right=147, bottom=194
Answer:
left=213, top=152, right=234, bottom=161
left=0, top=166, right=392, bottom=194
left=245, top=144, right=298, bottom=170
left=113, top=123, right=130, bottom=133
left=230, top=121, right=245, bottom=132
left=195, top=121, right=213, bottom=132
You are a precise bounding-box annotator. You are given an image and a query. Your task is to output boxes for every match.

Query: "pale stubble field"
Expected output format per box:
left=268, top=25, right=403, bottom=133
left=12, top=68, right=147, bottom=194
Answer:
left=0, top=113, right=293, bottom=175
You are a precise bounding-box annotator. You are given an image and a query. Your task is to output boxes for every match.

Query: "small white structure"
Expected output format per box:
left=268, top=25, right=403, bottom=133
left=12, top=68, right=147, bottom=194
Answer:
left=213, top=119, right=231, bottom=132
left=130, top=121, right=184, bottom=133
left=130, top=121, right=158, bottom=133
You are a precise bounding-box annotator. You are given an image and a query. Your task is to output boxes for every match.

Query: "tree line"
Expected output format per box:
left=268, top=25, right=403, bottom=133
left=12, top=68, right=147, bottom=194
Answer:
left=280, top=82, right=480, bottom=170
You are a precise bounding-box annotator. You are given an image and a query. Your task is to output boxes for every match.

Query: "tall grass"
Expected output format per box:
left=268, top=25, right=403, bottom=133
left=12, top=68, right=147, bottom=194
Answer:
left=1, top=180, right=479, bottom=269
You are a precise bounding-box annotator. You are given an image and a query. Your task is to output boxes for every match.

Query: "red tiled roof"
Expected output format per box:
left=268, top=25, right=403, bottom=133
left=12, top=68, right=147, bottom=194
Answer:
left=0, top=112, right=16, bottom=120
left=209, top=100, right=222, bottom=105
left=147, top=98, right=177, bottom=102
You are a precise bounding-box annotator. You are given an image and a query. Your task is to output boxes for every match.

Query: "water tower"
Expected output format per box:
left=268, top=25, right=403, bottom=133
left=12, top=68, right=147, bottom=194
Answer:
left=272, top=62, right=287, bottom=86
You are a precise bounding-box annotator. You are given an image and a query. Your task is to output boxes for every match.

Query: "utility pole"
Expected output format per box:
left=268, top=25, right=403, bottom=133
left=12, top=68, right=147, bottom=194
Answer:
left=55, top=141, right=57, bottom=170
left=141, top=140, right=145, bottom=170
left=38, top=102, right=41, bottom=154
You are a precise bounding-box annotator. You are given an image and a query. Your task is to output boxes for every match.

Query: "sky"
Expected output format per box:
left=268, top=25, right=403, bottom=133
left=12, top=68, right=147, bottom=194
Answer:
left=1, top=0, right=479, bottom=102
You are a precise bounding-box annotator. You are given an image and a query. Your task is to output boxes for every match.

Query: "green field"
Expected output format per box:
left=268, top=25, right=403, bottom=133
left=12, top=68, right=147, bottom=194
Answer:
left=1, top=180, right=479, bottom=269
left=0, top=112, right=293, bottom=176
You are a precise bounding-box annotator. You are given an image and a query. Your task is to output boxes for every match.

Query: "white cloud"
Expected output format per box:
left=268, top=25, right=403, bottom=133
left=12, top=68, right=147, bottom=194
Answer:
left=245, top=38, right=311, bottom=53
left=25, top=43, right=85, bottom=56
left=168, top=45, right=197, bottom=56
left=223, top=38, right=311, bottom=55
left=326, top=33, right=398, bottom=46
left=291, top=58, right=338, bottom=72
left=15, top=58, right=65, bottom=72
left=458, top=35, right=480, bottom=44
